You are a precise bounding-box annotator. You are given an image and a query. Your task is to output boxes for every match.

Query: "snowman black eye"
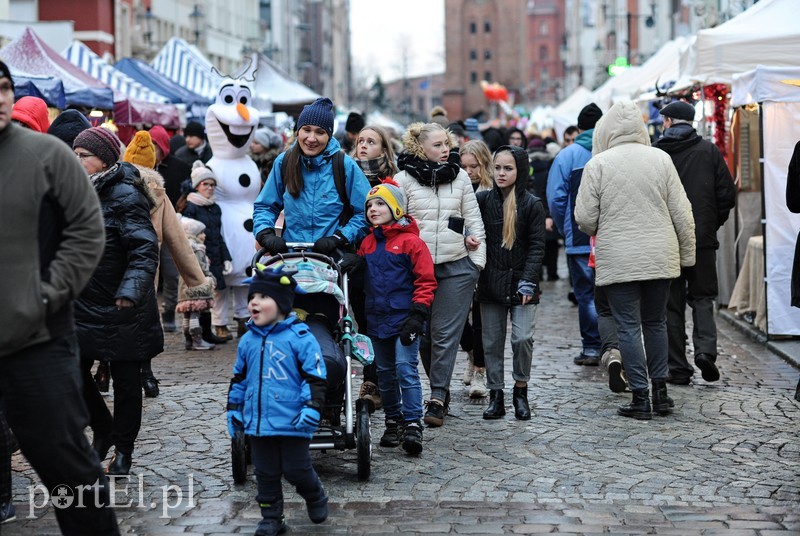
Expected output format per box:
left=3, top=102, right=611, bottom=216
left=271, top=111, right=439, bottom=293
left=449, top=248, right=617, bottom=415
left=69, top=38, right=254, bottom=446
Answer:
left=224, top=95, right=234, bottom=104
left=237, top=88, right=251, bottom=106
left=219, top=87, right=237, bottom=105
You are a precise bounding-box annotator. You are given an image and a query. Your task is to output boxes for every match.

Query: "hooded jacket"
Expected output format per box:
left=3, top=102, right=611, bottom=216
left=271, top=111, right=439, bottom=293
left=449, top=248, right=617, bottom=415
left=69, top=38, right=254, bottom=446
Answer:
left=476, top=147, right=546, bottom=305
left=0, top=124, right=105, bottom=357
left=358, top=215, right=437, bottom=339
left=393, top=135, right=486, bottom=268
left=11, top=96, right=49, bottom=133
left=75, top=163, right=163, bottom=362
left=654, top=123, right=736, bottom=249
left=228, top=316, right=327, bottom=438
left=574, top=100, right=696, bottom=287
left=253, top=136, right=370, bottom=244
left=47, top=109, right=91, bottom=146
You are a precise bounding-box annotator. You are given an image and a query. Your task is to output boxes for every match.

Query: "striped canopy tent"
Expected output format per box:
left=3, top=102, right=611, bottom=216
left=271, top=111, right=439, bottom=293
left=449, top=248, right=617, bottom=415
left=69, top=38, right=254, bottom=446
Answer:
left=150, top=37, right=222, bottom=101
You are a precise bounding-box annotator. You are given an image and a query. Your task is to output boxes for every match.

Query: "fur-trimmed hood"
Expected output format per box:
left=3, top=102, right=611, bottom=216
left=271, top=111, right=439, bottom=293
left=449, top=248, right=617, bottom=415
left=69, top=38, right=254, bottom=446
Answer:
left=128, top=163, right=165, bottom=212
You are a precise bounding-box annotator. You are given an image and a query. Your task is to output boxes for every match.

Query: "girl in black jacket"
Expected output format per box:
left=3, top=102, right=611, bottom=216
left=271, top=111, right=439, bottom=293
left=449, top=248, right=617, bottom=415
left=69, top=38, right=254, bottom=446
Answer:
left=476, top=145, right=545, bottom=421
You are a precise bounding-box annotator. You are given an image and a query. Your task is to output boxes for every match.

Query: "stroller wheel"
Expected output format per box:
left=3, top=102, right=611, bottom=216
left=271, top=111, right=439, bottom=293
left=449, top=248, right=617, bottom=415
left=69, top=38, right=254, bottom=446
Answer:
left=356, top=404, right=371, bottom=481
left=231, top=429, right=248, bottom=484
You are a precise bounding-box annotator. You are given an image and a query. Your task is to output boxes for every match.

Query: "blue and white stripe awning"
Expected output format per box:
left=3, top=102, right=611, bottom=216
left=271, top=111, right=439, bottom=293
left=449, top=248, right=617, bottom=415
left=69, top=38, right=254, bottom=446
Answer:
left=150, top=37, right=221, bottom=101
left=63, top=41, right=170, bottom=104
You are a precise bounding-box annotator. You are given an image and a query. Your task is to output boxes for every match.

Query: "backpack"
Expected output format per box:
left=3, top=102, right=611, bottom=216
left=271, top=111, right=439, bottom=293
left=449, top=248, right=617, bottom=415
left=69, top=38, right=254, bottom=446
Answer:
left=281, top=149, right=353, bottom=226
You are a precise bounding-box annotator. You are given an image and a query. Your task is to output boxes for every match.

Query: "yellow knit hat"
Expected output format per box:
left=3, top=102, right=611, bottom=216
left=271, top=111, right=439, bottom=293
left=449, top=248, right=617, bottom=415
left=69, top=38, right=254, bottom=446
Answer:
left=365, top=178, right=405, bottom=222
left=123, top=130, right=156, bottom=168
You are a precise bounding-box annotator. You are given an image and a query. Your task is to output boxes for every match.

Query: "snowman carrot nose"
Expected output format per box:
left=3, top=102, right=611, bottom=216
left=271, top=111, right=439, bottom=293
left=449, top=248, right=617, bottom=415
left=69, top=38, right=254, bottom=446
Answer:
left=237, top=102, right=250, bottom=122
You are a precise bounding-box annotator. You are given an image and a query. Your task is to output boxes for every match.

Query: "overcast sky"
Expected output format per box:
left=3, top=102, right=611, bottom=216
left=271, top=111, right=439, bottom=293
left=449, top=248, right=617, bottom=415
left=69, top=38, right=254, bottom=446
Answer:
left=349, top=0, right=445, bottom=84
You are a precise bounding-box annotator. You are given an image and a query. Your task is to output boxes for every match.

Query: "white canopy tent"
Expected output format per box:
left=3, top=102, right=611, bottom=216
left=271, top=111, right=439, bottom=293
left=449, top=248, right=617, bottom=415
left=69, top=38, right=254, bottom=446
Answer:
left=239, top=52, right=322, bottom=114
left=731, top=65, right=800, bottom=336
left=550, top=85, right=592, bottom=140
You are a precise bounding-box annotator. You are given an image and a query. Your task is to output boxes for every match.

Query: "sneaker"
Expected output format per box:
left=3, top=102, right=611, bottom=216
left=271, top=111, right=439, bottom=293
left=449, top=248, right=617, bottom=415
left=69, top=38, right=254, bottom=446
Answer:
left=574, top=353, right=600, bottom=366
left=401, top=421, right=423, bottom=455
left=423, top=399, right=445, bottom=427
left=358, top=380, right=382, bottom=412
left=463, top=351, right=474, bottom=385
left=0, top=501, right=16, bottom=524
left=469, top=369, right=488, bottom=398
left=601, top=349, right=627, bottom=393
left=694, top=353, right=720, bottom=382
left=379, top=418, right=403, bottom=447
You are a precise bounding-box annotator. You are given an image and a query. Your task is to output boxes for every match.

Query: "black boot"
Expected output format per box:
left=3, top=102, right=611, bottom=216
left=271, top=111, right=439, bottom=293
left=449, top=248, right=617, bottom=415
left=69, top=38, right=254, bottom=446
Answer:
left=483, top=389, right=506, bottom=420
left=256, top=499, right=287, bottom=536
left=618, top=389, right=652, bottom=420
left=651, top=380, right=674, bottom=416
left=161, top=311, right=176, bottom=333
left=236, top=317, right=249, bottom=338
left=106, top=450, right=132, bottom=475
left=91, top=434, right=113, bottom=462
left=200, top=312, right=227, bottom=344
left=512, top=385, right=531, bottom=420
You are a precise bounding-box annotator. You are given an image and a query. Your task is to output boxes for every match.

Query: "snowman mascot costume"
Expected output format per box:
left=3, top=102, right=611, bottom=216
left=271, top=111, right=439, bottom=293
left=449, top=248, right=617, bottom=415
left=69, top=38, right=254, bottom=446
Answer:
left=205, top=74, right=261, bottom=338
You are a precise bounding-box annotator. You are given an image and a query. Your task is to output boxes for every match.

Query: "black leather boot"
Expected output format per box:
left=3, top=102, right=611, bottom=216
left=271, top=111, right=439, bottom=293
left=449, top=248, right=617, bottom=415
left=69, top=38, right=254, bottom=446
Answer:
left=618, top=389, right=652, bottom=420
left=651, top=380, right=674, bottom=416
left=483, top=389, right=506, bottom=420
left=512, top=385, right=531, bottom=420
left=200, top=312, right=227, bottom=344
left=106, top=450, right=132, bottom=475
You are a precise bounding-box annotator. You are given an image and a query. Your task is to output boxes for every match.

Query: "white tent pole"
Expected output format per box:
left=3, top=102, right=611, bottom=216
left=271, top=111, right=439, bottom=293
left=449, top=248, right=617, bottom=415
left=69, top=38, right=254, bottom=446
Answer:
left=758, top=101, right=769, bottom=338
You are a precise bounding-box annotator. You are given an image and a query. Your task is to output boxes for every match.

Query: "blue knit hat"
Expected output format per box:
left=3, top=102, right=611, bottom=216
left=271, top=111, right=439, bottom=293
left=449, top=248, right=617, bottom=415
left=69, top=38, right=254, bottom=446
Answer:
left=296, top=97, right=335, bottom=136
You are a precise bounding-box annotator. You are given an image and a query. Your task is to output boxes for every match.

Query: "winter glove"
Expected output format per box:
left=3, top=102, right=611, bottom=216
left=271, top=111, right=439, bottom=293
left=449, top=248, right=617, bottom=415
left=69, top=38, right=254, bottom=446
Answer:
left=256, top=228, right=288, bottom=254
left=313, top=231, right=348, bottom=255
left=400, top=303, right=429, bottom=346
left=226, top=410, right=243, bottom=439
left=222, top=260, right=233, bottom=275
left=291, top=405, right=321, bottom=433
left=338, top=252, right=365, bottom=275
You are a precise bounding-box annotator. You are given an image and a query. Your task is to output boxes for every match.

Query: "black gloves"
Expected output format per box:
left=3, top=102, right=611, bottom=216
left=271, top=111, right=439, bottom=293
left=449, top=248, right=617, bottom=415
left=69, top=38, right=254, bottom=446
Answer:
left=313, top=231, right=348, bottom=255
left=256, top=228, right=288, bottom=254
left=338, top=252, right=364, bottom=275
left=400, top=303, right=429, bottom=346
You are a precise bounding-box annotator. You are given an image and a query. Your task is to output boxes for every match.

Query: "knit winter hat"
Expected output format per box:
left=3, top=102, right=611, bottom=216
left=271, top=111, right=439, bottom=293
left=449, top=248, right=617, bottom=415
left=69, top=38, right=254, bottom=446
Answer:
left=73, top=127, right=122, bottom=168
left=254, top=127, right=281, bottom=149
left=148, top=125, right=171, bottom=158
left=11, top=96, right=50, bottom=132
left=184, top=121, right=206, bottom=139
left=247, top=266, right=300, bottom=315
left=365, top=178, right=406, bottom=222
left=180, top=216, right=206, bottom=238
left=345, top=112, right=365, bottom=134
left=123, top=130, right=156, bottom=168
left=191, top=160, right=216, bottom=188
left=48, top=110, right=91, bottom=146
left=0, top=60, right=12, bottom=89
left=660, top=101, right=696, bottom=122
left=577, top=103, right=603, bottom=130
left=464, top=118, right=483, bottom=141
left=296, top=97, right=335, bottom=136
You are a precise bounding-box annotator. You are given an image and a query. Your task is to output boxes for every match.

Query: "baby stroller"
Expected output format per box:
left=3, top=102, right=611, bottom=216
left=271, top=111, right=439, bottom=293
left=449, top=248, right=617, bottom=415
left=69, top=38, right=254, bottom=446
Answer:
left=231, top=244, right=372, bottom=482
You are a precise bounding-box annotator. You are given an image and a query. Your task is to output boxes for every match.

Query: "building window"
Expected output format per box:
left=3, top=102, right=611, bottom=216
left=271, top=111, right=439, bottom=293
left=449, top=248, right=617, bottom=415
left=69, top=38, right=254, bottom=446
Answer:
left=485, top=71, right=492, bottom=82
left=469, top=49, right=477, bottom=61
left=539, top=20, right=548, bottom=35
left=484, top=49, right=492, bottom=60
left=540, top=46, right=548, bottom=61
left=484, top=21, right=491, bottom=33
left=469, top=21, right=477, bottom=33
left=541, top=67, right=549, bottom=80
left=470, top=72, right=478, bottom=84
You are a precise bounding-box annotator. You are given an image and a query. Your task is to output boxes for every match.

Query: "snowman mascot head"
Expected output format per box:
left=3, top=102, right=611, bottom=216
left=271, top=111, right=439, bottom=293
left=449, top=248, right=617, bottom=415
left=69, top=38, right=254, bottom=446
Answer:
left=205, top=74, right=260, bottom=159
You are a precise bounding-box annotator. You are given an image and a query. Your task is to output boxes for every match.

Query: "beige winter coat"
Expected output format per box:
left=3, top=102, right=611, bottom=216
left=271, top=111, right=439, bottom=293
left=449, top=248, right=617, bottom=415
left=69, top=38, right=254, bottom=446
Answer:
left=393, top=134, right=486, bottom=268
left=574, top=100, right=696, bottom=287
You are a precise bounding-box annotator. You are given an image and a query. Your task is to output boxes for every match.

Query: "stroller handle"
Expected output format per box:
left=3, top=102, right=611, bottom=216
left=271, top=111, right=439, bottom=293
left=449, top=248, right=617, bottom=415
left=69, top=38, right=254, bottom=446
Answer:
left=252, top=246, right=340, bottom=271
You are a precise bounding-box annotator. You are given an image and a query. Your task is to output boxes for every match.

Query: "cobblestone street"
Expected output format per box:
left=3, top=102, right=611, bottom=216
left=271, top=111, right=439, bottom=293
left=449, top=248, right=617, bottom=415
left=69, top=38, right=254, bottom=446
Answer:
left=5, top=276, right=799, bottom=535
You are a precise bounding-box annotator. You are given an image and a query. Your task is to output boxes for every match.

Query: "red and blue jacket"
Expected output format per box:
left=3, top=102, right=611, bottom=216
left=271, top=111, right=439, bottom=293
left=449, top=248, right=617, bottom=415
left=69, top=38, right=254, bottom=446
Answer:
left=358, top=216, right=437, bottom=339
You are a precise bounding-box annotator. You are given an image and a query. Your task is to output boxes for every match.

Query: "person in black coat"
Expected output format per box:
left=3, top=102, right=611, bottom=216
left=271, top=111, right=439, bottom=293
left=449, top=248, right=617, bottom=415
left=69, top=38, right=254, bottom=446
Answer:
left=527, top=138, right=560, bottom=281
left=654, top=101, right=737, bottom=385
left=476, top=145, right=545, bottom=421
left=787, top=140, right=800, bottom=401
left=174, top=121, right=212, bottom=167
left=73, top=128, right=162, bottom=477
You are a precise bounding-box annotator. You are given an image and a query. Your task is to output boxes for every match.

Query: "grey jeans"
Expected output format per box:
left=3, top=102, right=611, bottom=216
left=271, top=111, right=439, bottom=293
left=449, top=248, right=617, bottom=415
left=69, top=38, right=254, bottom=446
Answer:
left=420, top=257, right=480, bottom=402
left=480, top=302, right=537, bottom=390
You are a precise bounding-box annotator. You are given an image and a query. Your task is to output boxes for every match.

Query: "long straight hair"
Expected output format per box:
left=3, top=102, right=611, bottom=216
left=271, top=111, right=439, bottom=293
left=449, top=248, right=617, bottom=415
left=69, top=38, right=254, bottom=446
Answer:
left=459, top=139, right=493, bottom=191
left=493, top=147, right=518, bottom=250
left=282, top=142, right=304, bottom=197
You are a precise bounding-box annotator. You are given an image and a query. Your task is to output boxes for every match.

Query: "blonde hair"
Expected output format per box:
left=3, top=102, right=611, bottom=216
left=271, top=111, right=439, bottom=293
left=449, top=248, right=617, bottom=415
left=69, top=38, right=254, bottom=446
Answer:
left=402, top=122, right=456, bottom=160
left=459, top=140, right=493, bottom=191
left=352, top=124, right=398, bottom=175
left=493, top=148, right=518, bottom=250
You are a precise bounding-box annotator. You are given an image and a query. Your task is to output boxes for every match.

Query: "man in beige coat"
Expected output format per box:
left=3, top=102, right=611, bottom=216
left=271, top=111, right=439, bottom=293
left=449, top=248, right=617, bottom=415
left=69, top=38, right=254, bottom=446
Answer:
left=574, top=100, right=695, bottom=421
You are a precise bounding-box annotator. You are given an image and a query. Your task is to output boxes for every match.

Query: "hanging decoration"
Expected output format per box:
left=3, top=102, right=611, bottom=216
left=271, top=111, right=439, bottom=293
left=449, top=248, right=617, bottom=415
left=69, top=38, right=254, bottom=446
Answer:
left=703, top=83, right=729, bottom=157
left=480, top=80, right=509, bottom=102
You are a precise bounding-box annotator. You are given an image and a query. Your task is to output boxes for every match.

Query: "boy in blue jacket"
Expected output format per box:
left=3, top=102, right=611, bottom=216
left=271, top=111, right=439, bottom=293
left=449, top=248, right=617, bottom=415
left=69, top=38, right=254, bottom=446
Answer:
left=226, top=266, right=328, bottom=536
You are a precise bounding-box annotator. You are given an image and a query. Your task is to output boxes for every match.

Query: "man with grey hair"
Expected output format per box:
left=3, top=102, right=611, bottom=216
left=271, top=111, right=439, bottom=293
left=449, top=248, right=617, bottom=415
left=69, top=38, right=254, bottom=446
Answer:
left=654, top=101, right=737, bottom=385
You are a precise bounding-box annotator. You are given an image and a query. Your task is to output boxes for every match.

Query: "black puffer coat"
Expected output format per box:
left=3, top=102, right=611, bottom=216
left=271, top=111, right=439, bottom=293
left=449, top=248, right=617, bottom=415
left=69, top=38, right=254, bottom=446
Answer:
left=182, top=200, right=231, bottom=290
left=75, top=163, right=163, bottom=362
left=476, top=146, right=546, bottom=306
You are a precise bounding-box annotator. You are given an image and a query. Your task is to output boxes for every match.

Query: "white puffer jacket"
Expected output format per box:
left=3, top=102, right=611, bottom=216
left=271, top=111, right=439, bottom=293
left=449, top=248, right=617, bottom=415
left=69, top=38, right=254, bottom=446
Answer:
left=574, top=100, right=695, bottom=287
left=394, top=167, right=486, bottom=268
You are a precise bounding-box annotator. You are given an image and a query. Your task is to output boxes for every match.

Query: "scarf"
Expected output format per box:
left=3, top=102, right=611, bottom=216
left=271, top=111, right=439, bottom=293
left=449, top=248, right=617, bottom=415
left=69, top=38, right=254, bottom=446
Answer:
left=356, top=155, right=390, bottom=179
left=397, top=150, right=461, bottom=191
left=89, top=163, right=120, bottom=188
left=187, top=192, right=214, bottom=206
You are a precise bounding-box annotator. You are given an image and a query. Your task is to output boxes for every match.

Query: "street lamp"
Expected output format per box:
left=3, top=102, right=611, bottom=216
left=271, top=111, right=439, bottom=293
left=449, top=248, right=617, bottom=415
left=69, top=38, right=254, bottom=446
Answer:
left=189, top=4, right=204, bottom=46
left=600, top=1, right=656, bottom=65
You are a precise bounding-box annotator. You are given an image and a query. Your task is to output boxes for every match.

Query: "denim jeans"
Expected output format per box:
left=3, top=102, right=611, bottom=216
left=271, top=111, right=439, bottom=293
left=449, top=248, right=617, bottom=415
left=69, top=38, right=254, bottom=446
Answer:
left=603, top=279, right=671, bottom=391
left=373, top=335, right=423, bottom=422
left=594, top=284, right=619, bottom=354
left=567, top=254, right=601, bottom=356
left=480, top=303, right=537, bottom=390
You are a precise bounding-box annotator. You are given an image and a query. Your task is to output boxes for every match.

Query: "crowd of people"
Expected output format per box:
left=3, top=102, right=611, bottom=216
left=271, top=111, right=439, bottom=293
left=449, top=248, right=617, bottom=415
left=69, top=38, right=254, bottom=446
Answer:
left=2, top=55, right=797, bottom=535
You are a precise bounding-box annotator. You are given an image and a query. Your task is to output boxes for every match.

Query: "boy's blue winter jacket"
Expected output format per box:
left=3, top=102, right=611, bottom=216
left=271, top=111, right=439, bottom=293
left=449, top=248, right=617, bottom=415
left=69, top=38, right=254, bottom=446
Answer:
left=227, top=315, right=327, bottom=438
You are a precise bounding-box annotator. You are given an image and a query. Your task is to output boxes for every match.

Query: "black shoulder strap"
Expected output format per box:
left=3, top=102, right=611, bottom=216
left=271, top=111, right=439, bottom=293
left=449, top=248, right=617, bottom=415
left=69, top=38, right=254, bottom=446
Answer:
left=281, top=150, right=352, bottom=226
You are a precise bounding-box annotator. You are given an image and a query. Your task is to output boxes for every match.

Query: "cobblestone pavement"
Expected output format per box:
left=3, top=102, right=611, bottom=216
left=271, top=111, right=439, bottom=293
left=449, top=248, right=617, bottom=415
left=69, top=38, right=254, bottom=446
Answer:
left=5, top=275, right=799, bottom=535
